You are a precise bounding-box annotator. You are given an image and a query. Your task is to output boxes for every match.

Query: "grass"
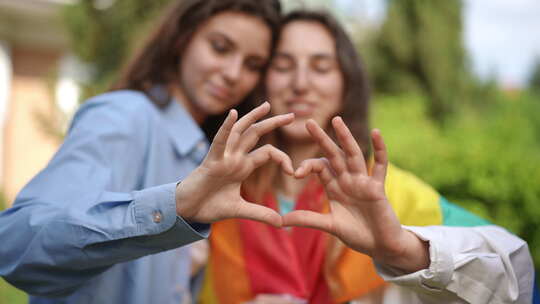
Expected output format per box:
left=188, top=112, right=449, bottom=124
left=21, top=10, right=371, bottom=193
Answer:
left=0, top=195, right=28, bottom=304
left=0, top=271, right=27, bottom=304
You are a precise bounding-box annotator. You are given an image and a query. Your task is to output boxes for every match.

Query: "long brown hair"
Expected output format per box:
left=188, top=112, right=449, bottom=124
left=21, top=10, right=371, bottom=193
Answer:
left=111, top=0, right=282, bottom=139
left=245, top=9, right=372, bottom=199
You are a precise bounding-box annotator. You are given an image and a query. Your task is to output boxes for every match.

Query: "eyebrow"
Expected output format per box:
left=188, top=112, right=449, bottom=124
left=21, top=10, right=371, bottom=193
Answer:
left=208, top=32, right=234, bottom=47
left=274, top=52, right=336, bottom=60
left=274, top=52, right=293, bottom=59
left=312, top=54, right=336, bottom=61
left=209, top=31, right=269, bottom=60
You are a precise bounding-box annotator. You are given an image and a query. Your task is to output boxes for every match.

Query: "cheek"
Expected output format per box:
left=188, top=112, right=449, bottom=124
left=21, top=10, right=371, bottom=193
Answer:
left=232, top=72, right=260, bottom=102
left=311, top=76, right=343, bottom=127
left=321, top=75, right=344, bottom=111
left=266, top=74, right=290, bottom=114
left=180, top=55, right=204, bottom=90
left=183, top=44, right=218, bottom=81
left=265, top=72, right=290, bottom=99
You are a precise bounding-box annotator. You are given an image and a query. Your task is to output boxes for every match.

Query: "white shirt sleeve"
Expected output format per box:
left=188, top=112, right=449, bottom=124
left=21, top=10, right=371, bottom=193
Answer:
left=367, top=225, right=534, bottom=304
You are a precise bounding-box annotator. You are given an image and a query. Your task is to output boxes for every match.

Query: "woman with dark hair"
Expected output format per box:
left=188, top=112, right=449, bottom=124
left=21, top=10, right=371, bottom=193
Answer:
left=202, top=10, right=534, bottom=304
left=0, top=1, right=294, bottom=303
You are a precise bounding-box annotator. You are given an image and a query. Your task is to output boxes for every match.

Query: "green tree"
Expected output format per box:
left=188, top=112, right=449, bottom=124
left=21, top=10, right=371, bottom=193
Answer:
left=372, top=93, right=540, bottom=274
left=369, top=0, right=473, bottom=123
left=62, top=0, right=174, bottom=99
left=528, top=58, right=540, bottom=94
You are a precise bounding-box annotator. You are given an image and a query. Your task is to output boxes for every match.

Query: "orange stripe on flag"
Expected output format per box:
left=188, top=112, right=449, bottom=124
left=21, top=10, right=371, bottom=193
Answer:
left=328, top=246, right=386, bottom=303
left=208, top=219, right=253, bottom=303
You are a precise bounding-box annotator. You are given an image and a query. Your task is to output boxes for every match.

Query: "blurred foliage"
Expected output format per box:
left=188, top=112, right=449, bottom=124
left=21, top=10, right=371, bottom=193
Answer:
left=0, top=278, right=26, bottom=304
left=62, top=0, right=174, bottom=100
left=365, top=0, right=480, bottom=123
left=0, top=191, right=5, bottom=211
left=529, top=58, right=540, bottom=93
left=34, top=69, right=72, bottom=142
left=372, top=93, right=540, bottom=272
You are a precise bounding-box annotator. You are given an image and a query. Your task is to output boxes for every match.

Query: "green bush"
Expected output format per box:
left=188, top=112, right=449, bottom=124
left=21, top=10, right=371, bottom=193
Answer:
left=372, top=93, right=540, bottom=272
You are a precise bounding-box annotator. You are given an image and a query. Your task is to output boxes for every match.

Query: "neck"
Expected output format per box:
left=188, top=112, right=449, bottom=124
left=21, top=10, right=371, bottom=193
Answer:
left=169, top=83, right=207, bottom=124
left=277, top=139, right=320, bottom=199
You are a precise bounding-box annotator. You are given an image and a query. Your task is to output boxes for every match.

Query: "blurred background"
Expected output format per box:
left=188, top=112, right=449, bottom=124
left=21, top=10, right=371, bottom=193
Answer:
left=0, top=0, right=539, bottom=302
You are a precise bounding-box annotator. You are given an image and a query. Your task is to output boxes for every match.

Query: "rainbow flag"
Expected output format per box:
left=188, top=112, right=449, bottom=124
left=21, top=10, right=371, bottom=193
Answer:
left=200, top=164, right=490, bottom=303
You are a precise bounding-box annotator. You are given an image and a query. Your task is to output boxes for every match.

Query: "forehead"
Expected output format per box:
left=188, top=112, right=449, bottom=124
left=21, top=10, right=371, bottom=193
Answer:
left=196, top=11, right=272, bottom=58
left=277, top=21, right=336, bottom=55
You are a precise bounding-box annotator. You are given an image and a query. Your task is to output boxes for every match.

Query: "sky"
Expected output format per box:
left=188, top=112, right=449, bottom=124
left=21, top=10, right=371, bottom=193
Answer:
left=332, top=0, right=540, bottom=88
left=464, top=0, right=540, bottom=87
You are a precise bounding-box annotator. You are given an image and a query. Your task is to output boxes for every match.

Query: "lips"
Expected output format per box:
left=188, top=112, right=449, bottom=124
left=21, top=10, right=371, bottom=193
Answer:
left=207, top=83, right=233, bottom=101
left=287, top=100, right=314, bottom=117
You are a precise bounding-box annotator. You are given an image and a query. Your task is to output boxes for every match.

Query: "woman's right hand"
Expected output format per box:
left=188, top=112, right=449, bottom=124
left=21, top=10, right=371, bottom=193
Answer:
left=175, top=102, right=294, bottom=227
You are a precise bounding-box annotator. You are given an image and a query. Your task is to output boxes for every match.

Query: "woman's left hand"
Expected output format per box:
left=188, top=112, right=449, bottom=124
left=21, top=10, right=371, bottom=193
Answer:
left=243, top=294, right=306, bottom=304
left=282, top=117, right=430, bottom=273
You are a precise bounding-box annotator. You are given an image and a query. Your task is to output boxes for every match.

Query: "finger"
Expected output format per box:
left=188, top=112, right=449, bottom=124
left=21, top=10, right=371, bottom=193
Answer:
left=227, top=102, right=271, bottom=149
left=248, top=145, right=294, bottom=175
left=235, top=113, right=294, bottom=153
left=294, top=158, right=334, bottom=185
left=250, top=295, right=293, bottom=304
left=234, top=199, right=282, bottom=227
left=371, top=129, right=388, bottom=182
left=282, top=210, right=334, bottom=234
left=207, top=110, right=238, bottom=158
left=332, top=117, right=367, bottom=173
left=305, top=119, right=347, bottom=174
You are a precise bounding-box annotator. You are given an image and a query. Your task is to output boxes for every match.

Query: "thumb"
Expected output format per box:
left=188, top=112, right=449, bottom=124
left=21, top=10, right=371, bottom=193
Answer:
left=282, top=210, right=334, bottom=234
left=232, top=199, right=283, bottom=227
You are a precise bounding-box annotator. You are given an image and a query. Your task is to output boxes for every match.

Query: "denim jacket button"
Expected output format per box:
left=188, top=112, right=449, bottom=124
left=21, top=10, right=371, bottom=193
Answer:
left=152, top=211, right=163, bottom=223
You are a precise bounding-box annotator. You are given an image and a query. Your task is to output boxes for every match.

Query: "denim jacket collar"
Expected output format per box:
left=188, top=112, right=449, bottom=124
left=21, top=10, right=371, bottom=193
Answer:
left=162, top=96, right=208, bottom=159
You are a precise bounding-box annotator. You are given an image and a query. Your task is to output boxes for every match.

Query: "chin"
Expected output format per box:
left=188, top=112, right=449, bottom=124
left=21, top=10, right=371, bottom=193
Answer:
left=280, top=123, right=311, bottom=142
left=199, top=97, right=234, bottom=116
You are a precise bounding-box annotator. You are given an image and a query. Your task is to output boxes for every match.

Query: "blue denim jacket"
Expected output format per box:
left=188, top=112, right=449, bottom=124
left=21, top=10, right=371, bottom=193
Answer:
left=0, top=90, right=210, bottom=303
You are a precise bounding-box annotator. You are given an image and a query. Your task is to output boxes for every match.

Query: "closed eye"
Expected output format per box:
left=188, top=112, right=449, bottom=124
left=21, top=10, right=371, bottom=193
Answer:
left=311, top=54, right=337, bottom=74
left=245, top=57, right=266, bottom=72
left=209, top=33, right=233, bottom=54
left=270, top=53, right=294, bottom=72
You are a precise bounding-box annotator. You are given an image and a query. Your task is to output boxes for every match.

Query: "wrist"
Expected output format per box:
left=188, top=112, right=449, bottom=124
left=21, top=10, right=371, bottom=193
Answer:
left=380, top=229, right=430, bottom=273
left=175, top=178, right=199, bottom=222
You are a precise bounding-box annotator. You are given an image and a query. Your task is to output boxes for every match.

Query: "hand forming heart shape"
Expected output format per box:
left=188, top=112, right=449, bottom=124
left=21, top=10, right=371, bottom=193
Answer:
left=176, top=102, right=429, bottom=272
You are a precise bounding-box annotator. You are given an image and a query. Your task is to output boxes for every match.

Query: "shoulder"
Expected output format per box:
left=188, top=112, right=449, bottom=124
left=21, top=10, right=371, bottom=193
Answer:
left=77, top=90, right=159, bottom=120
left=70, top=90, right=160, bottom=133
left=385, top=163, right=443, bottom=225
left=385, top=163, right=439, bottom=197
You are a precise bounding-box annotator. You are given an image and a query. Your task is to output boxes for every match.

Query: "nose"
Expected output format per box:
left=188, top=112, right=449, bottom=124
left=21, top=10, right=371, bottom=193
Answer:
left=292, top=66, right=309, bottom=95
left=223, top=55, right=243, bottom=86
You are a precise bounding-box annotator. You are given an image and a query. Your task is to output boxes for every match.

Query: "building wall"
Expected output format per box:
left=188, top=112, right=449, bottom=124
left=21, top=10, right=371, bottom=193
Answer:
left=2, top=46, right=62, bottom=205
left=0, top=0, right=76, bottom=206
left=0, top=41, right=11, bottom=188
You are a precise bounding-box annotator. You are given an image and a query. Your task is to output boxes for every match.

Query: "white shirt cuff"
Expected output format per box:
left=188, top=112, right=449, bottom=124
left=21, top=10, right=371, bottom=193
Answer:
left=375, top=225, right=454, bottom=293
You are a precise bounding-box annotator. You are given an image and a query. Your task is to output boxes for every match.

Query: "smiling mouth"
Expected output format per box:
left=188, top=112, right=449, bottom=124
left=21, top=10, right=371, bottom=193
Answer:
left=207, top=84, right=232, bottom=101
left=287, top=102, right=314, bottom=117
